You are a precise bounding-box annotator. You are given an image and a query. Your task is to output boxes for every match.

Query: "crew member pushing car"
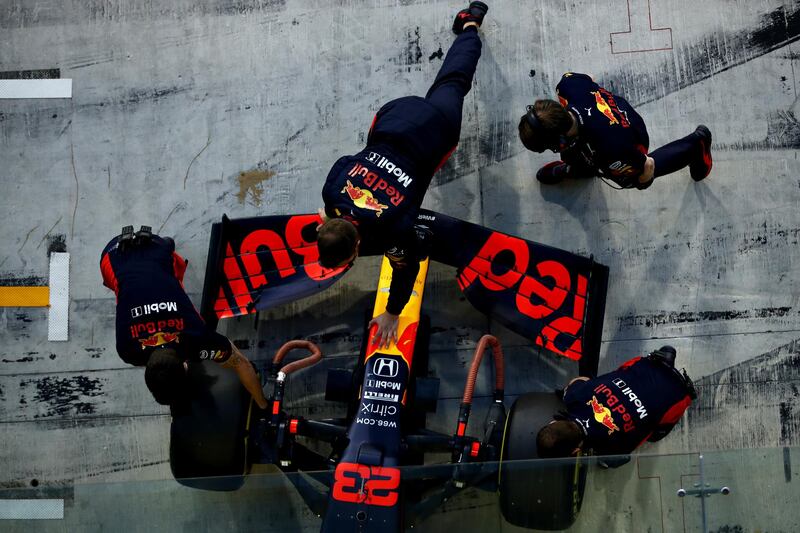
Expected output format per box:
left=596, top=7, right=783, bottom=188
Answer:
left=100, top=226, right=268, bottom=408
left=537, top=346, right=696, bottom=462
left=317, top=2, right=489, bottom=347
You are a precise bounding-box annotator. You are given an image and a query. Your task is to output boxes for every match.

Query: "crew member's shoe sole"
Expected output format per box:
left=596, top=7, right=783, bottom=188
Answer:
left=453, top=1, right=489, bottom=34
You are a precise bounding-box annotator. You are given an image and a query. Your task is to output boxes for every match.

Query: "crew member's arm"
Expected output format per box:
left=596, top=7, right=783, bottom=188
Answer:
left=221, top=342, right=269, bottom=409
left=567, top=376, right=590, bottom=388
left=369, top=258, right=419, bottom=348
left=369, top=224, right=428, bottom=348
left=605, top=148, right=650, bottom=189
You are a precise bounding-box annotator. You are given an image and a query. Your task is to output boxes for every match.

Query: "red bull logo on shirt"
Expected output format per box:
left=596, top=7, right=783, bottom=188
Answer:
left=587, top=395, right=620, bottom=434
left=138, top=331, right=180, bottom=349
left=591, top=89, right=630, bottom=128
left=347, top=163, right=406, bottom=207
left=342, top=180, right=390, bottom=216
left=130, top=318, right=185, bottom=349
left=591, top=91, right=619, bottom=126
left=593, top=383, right=637, bottom=432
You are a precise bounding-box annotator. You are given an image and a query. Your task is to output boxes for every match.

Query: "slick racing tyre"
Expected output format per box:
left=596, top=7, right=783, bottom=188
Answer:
left=170, top=360, right=253, bottom=491
left=499, top=392, right=587, bottom=530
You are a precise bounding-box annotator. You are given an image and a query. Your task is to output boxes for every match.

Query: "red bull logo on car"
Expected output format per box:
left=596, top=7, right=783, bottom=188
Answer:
left=587, top=395, right=619, bottom=434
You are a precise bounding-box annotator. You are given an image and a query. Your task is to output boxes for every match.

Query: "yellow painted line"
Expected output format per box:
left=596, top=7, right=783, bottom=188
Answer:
left=0, top=286, right=50, bottom=307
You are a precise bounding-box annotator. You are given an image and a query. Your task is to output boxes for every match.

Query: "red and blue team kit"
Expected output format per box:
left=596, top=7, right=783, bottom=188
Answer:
left=556, top=72, right=651, bottom=187
left=100, top=235, right=231, bottom=366
left=322, top=140, right=437, bottom=315
left=562, top=356, right=693, bottom=454
left=323, top=148, right=418, bottom=225
left=321, top=90, right=461, bottom=248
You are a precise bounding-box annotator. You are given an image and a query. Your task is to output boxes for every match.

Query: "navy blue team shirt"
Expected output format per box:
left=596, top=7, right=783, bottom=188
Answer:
left=556, top=72, right=651, bottom=188
left=322, top=104, right=454, bottom=315
left=100, top=235, right=231, bottom=367
left=562, top=356, right=693, bottom=455
left=322, top=30, right=480, bottom=315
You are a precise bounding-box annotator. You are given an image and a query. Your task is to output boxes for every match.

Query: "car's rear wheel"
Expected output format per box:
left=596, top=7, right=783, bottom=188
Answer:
left=169, top=360, right=253, bottom=491
left=498, top=392, right=587, bottom=530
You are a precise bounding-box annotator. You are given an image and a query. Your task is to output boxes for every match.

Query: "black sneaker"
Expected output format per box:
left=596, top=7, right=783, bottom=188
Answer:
left=536, top=161, right=571, bottom=184
left=689, top=125, right=712, bottom=181
left=136, top=225, right=153, bottom=243
left=118, top=225, right=134, bottom=251
left=453, top=1, right=488, bottom=34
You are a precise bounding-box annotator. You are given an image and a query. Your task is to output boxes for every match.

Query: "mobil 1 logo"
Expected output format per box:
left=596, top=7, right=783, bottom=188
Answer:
left=364, top=356, right=408, bottom=401
left=363, top=356, right=405, bottom=403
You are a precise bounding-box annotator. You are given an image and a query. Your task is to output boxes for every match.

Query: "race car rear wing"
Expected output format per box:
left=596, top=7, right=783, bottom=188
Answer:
left=200, top=211, right=608, bottom=376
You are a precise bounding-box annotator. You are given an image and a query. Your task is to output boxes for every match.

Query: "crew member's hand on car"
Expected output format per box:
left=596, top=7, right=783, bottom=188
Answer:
left=369, top=311, right=399, bottom=349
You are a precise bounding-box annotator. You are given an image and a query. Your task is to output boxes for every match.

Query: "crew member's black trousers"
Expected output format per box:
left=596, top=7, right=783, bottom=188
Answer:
left=651, top=131, right=702, bottom=178
left=367, top=28, right=482, bottom=180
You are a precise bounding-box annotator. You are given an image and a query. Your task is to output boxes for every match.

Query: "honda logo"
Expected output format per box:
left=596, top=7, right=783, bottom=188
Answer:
left=373, top=357, right=398, bottom=378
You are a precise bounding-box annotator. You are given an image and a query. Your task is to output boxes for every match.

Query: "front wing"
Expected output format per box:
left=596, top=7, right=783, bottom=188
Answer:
left=200, top=210, right=608, bottom=376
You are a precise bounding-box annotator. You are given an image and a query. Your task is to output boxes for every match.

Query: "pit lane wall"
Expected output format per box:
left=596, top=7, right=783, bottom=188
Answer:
left=1, top=0, right=799, bottom=492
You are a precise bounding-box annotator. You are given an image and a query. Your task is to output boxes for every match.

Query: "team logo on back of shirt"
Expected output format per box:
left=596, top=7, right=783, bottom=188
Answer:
left=346, top=163, right=406, bottom=208
left=591, top=91, right=619, bottom=126
left=342, top=180, right=389, bottom=217
left=138, top=331, right=180, bottom=349
left=587, top=395, right=620, bottom=435
left=590, top=89, right=630, bottom=127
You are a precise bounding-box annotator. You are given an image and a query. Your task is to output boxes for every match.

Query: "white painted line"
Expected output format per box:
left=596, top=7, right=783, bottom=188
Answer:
left=0, top=499, right=64, bottom=519
left=48, top=252, right=70, bottom=341
left=0, top=79, right=72, bottom=99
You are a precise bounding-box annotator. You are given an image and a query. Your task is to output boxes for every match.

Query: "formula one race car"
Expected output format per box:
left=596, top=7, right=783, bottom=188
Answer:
left=169, top=210, right=609, bottom=531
